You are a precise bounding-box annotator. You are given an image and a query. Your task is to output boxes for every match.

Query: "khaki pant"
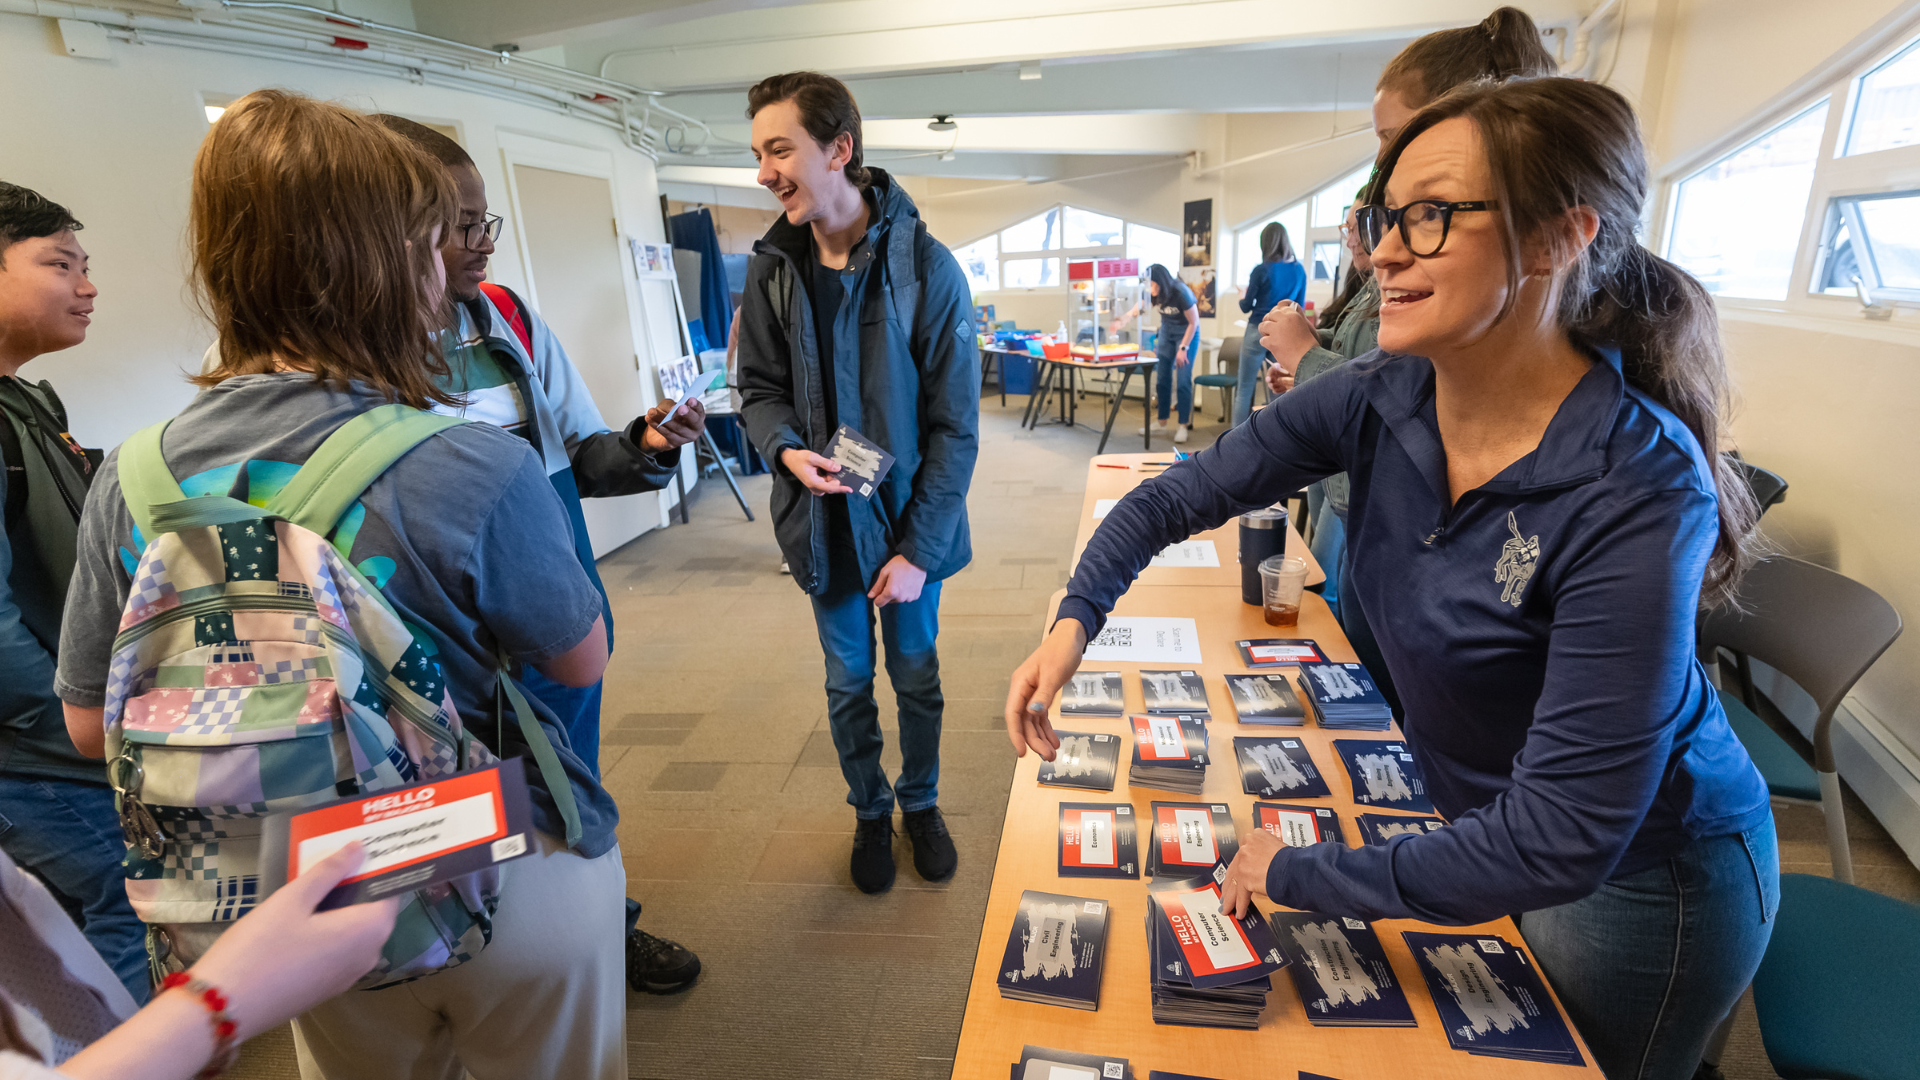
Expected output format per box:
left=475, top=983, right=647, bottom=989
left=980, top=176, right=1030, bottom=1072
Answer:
left=290, top=832, right=626, bottom=1080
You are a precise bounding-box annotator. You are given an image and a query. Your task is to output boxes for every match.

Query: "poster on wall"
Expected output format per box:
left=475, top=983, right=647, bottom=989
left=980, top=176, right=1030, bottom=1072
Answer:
left=1182, top=198, right=1213, bottom=268
left=1181, top=266, right=1217, bottom=318
left=628, top=238, right=675, bottom=277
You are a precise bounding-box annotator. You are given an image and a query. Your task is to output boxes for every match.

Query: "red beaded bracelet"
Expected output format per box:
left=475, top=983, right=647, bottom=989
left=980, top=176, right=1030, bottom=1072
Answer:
left=160, top=971, right=237, bottom=1079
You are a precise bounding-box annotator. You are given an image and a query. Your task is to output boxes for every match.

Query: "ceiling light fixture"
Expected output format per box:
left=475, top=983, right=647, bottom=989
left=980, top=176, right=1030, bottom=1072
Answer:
left=928, top=115, right=957, bottom=132
left=1019, top=62, right=1041, bottom=81
left=939, top=150, right=956, bottom=162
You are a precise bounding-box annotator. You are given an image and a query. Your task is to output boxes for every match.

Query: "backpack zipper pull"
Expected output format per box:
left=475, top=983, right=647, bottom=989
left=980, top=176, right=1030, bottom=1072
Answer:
left=109, top=754, right=166, bottom=860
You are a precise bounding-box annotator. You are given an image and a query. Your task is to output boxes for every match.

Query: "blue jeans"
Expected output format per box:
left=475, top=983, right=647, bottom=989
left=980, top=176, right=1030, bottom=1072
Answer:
left=0, top=775, right=151, bottom=1004
left=1234, top=322, right=1269, bottom=426
left=1305, top=489, right=1343, bottom=621
left=1520, top=816, right=1779, bottom=1080
left=1154, top=335, right=1196, bottom=424
left=809, top=550, right=945, bottom=820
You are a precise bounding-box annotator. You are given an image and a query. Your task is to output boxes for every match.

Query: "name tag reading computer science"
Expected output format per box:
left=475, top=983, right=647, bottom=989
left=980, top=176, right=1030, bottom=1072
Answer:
left=260, top=758, right=535, bottom=908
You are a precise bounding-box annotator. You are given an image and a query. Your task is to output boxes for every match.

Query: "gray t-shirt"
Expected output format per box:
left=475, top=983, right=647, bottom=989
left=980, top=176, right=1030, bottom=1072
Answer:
left=54, top=374, right=618, bottom=856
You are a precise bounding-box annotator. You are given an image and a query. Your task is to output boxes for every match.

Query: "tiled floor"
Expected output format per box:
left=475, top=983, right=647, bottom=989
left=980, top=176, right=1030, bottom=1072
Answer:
left=219, top=386, right=1917, bottom=1080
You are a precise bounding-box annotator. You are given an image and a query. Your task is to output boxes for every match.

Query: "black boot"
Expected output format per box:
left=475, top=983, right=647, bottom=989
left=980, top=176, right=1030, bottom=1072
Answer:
left=902, top=806, right=957, bottom=882
left=851, top=816, right=897, bottom=894
left=624, top=902, right=702, bottom=995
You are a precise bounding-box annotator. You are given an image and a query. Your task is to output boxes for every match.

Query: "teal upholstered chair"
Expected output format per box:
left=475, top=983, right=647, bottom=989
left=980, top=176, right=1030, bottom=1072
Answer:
left=1751, top=873, right=1920, bottom=1079
left=1698, top=556, right=1902, bottom=883
left=1194, top=332, right=1241, bottom=422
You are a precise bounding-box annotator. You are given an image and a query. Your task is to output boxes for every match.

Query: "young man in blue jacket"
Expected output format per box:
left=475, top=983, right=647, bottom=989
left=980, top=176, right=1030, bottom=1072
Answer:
left=0, top=182, right=148, bottom=1003
left=374, top=116, right=706, bottom=994
left=736, top=73, right=980, bottom=894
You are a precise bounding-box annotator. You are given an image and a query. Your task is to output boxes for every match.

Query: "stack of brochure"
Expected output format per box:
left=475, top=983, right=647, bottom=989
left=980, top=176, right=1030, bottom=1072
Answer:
left=1334, top=740, right=1436, bottom=814
left=1299, top=663, right=1395, bottom=730
left=1232, top=736, right=1331, bottom=799
left=1140, top=669, right=1210, bottom=718
left=1145, top=802, right=1239, bottom=878
left=1058, top=671, right=1126, bottom=718
left=995, top=890, right=1111, bottom=1011
left=1222, top=673, right=1306, bottom=725
left=1130, top=715, right=1209, bottom=794
left=1009, top=1045, right=1132, bottom=1080
left=1402, top=933, right=1586, bottom=1066
left=1253, top=803, right=1345, bottom=847
left=1145, top=867, right=1286, bottom=1029
left=1271, top=912, right=1417, bottom=1027
left=1037, top=731, right=1121, bottom=793
left=1355, top=813, right=1447, bottom=846
left=1235, top=637, right=1328, bottom=668
left=1057, top=802, right=1140, bottom=879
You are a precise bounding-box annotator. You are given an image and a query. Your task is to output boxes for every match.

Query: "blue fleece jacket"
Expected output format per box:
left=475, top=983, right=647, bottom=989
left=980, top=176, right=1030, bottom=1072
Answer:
left=1238, top=259, right=1307, bottom=324
left=1058, top=348, right=1770, bottom=925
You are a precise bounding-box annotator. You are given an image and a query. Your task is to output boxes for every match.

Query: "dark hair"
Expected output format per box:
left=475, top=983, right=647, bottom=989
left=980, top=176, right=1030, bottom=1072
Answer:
left=746, top=71, right=868, bottom=188
left=1374, top=76, right=1758, bottom=607
left=372, top=114, right=475, bottom=172
left=1260, top=221, right=1295, bottom=263
left=1146, top=263, right=1178, bottom=298
left=1318, top=264, right=1370, bottom=329
left=190, top=90, right=460, bottom=409
left=1377, top=7, right=1557, bottom=107
left=0, top=182, right=83, bottom=268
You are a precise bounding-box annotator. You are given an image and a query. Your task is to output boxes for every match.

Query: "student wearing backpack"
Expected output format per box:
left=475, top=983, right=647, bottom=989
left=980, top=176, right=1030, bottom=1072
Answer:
left=55, top=91, right=628, bottom=1079
left=371, top=115, right=705, bottom=996
left=737, top=72, right=979, bottom=895
left=0, top=182, right=150, bottom=1005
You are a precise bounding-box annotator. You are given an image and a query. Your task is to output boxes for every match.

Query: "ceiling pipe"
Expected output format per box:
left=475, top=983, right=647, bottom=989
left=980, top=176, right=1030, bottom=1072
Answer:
left=1559, top=0, right=1620, bottom=76
left=1189, top=125, right=1373, bottom=177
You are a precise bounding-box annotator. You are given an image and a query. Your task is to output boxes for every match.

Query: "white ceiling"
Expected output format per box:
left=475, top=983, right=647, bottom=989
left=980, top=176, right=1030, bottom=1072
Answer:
left=411, top=0, right=1589, bottom=181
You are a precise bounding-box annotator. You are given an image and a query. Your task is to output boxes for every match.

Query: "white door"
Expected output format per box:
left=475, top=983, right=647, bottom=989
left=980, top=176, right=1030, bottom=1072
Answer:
left=510, top=163, right=657, bottom=555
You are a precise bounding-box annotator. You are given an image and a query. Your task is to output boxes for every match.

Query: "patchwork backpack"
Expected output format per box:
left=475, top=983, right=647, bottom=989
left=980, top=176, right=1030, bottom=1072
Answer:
left=105, top=404, right=581, bottom=988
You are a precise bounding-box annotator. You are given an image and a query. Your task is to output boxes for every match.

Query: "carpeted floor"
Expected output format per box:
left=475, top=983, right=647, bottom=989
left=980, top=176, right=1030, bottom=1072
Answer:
left=220, top=385, right=1916, bottom=1080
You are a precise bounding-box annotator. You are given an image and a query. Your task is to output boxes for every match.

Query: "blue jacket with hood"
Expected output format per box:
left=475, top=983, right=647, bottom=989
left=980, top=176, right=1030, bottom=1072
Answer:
left=736, top=169, right=980, bottom=594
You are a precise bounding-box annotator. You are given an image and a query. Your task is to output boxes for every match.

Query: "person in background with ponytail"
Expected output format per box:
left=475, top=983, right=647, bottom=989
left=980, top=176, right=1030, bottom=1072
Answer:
left=1259, top=4, right=1557, bottom=706
left=1109, top=263, right=1199, bottom=443
left=1231, top=222, right=1303, bottom=426
left=1008, top=77, right=1774, bottom=1080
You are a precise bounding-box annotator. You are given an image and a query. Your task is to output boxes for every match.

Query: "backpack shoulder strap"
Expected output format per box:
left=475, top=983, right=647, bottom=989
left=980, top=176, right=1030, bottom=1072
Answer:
left=116, top=421, right=187, bottom=546
left=478, top=282, right=535, bottom=355
left=264, top=404, right=466, bottom=537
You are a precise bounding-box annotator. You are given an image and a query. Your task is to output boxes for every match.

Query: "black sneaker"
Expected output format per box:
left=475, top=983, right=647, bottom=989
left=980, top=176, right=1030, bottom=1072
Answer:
left=851, top=816, right=896, bottom=894
left=626, top=926, right=702, bottom=995
left=902, top=806, right=957, bottom=882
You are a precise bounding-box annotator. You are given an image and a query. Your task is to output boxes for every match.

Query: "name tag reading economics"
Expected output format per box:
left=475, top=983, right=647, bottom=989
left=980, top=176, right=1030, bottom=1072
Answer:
left=260, top=759, right=535, bottom=908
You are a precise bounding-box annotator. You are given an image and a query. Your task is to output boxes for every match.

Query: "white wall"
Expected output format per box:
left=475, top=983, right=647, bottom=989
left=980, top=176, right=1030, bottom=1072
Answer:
left=0, top=11, right=670, bottom=453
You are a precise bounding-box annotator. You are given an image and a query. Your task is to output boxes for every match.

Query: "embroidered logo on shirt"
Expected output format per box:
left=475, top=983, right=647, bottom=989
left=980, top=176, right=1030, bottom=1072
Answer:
left=1493, top=511, right=1540, bottom=608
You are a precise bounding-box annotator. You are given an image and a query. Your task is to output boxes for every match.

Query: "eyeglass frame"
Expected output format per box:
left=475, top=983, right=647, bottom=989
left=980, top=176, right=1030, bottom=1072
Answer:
left=458, top=214, right=504, bottom=252
left=1355, top=200, right=1499, bottom=258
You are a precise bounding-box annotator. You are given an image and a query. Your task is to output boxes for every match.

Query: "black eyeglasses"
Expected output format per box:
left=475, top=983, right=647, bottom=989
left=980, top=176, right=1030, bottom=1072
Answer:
left=459, top=214, right=503, bottom=252
left=1355, top=200, right=1498, bottom=257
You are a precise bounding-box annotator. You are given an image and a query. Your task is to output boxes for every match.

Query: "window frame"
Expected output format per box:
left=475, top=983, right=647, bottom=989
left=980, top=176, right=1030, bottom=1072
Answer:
left=1656, top=13, right=1920, bottom=319
left=1229, top=157, right=1373, bottom=308
left=955, top=202, right=1163, bottom=295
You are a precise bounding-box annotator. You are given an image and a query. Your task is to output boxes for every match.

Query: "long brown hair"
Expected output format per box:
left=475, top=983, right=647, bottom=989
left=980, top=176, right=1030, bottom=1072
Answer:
left=1372, top=77, right=1758, bottom=607
left=1377, top=7, right=1557, bottom=108
left=191, top=89, right=459, bottom=408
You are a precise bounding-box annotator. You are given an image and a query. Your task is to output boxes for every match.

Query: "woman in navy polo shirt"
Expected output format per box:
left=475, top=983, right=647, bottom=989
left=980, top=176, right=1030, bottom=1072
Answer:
left=1111, top=263, right=1199, bottom=443
left=1006, top=78, right=1775, bottom=1080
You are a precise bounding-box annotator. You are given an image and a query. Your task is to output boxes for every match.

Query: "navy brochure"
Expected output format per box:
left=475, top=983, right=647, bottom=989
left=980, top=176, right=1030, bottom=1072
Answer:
left=1147, top=1074, right=1230, bottom=1080
left=1057, top=802, right=1140, bottom=879
left=1402, top=932, right=1585, bottom=1066
left=1016, top=1044, right=1131, bottom=1080
left=1223, top=672, right=1305, bottom=724
left=1271, top=912, right=1416, bottom=1027
left=1356, top=813, right=1447, bottom=846
left=1147, top=866, right=1287, bottom=990
left=1299, top=662, right=1395, bottom=730
left=1146, top=801, right=1238, bottom=877
left=1333, top=739, right=1436, bottom=813
left=1139, top=669, right=1209, bottom=715
left=1231, top=735, right=1331, bottom=799
left=1252, top=802, right=1345, bottom=847
left=1037, top=731, right=1121, bottom=792
left=996, top=890, right=1111, bottom=1011
left=1059, top=671, right=1126, bottom=717
left=823, top=424, right=894, bottom=499
left=1235, top=637, right=1328, bottom=668
left=1129, top=715, right=1210, bottom=795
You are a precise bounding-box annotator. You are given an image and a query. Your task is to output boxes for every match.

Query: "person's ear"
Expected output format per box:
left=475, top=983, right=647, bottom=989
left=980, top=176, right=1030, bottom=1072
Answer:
left=829, top=132, right=854, bottom=173
left=1524, top=207, right=1599, bottom=279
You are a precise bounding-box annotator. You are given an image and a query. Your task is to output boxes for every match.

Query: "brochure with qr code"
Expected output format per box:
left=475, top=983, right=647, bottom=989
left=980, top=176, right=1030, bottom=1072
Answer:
left=1235, top=638, right=1328, bottom=668
left=1223, top=672, right=1305, bottom=724
left=259, top=759, right=533, bottom=909
left=1402, top=933, right=1585, bottom=1065
left=823, top=424, right=894, bottom=499
left=1334, top=740, right=1436, bottom=813
left=1356, top=813, right=1448, bottom=846
left=996, top=890, right=1112, bottom=1011
left=1253, top=802, right=1346, bottom=847
left=1271, top=912, right=1416, bottom=1027
left=1057, top=802, right=1140, bottom=879
left=1015, top=1044, right=1131, bottom=1080
left=1037, top=731, right=1121, bottom=792
left=1146, top=801, right=1238, bottom=877
left=1231, top=736, right=1332, bottom=798
left=1058, top=671, right=1126, bottom=717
